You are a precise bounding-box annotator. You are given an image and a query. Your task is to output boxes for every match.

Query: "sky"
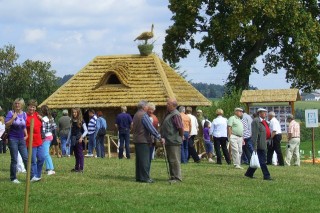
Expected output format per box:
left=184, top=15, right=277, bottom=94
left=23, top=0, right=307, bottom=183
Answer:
left=0, top=0, right=291, bottom=89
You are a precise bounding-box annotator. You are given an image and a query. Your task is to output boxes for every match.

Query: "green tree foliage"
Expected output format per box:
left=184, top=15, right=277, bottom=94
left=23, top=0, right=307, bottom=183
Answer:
left=0, top=44, right=19, bottom=107
left=0, top=45, right=58, bottom=111
left=192, top=82, right=224, bottom=98
left=163, top=0, right=320, bottom=91
left=199, top=89, right=245, bottom=120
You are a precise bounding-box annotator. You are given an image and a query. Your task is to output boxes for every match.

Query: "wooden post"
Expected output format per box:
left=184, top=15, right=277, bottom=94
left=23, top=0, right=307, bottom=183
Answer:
left=312, top=128, right=315, bottom=165
left=24, top=118, right=34, bottom=213
left=107, top=135, right=111, bottom=159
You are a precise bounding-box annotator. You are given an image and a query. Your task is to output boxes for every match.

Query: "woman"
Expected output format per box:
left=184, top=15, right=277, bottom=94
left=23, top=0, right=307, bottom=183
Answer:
left=5, top=98, right=28, bottom=183
left=0, top=116, right=6, bottom=153
left=95, top=111, right=107, bottom=158
left=40, top=105, right=57, bottom=175
left=26, top=99, right=44, bottom=182
left=67, top=108, right=87, bottom=172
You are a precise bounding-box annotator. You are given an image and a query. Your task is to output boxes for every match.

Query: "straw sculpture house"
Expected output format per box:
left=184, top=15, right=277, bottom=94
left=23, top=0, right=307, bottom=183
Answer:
left=40, top=54, right=211, bottom=131
left=240, top=89, right=301, bottom=115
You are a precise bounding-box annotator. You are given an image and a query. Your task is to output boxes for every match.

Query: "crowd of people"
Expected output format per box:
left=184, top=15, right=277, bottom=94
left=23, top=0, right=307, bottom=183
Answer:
left=0, top=97, right=301, bottom=184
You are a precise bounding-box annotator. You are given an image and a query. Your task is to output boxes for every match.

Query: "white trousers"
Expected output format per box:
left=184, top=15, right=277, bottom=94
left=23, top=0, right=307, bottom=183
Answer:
left=285, top=138, right=300, bottom=166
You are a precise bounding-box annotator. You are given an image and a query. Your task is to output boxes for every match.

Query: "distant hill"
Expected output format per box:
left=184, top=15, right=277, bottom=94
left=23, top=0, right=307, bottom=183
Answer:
left=191, top=83, right=225, bottom=98
left=57, top=74, right=73, bottom=86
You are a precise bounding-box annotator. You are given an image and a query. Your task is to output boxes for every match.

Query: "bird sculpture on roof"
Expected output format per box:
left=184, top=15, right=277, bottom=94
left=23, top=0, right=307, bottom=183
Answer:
left=134, top=24, right=154, bottom=44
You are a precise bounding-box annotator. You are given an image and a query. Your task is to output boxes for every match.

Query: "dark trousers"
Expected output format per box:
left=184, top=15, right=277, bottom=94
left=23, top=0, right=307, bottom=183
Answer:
left=0, top=140, right=7, bottom=153
left=135, top=143, right=151, bottom=181
left=73, top=139, right=84, bottom=171
left=242, top=137, right=253, bottom=163
left=245, top=149, right=270, bottom=179
left=267, top=134, right=284, bottom=166
left=96, top=135, right=105, bottom=158
left=188, top=135, right=200, bottom=162
left=213, top=137, right=231, bottom=164
left=119, top=131, right=130, bottom=159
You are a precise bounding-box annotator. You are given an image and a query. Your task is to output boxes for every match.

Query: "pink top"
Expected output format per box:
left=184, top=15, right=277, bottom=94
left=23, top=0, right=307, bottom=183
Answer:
left=288, top=120, right=300, bottom=138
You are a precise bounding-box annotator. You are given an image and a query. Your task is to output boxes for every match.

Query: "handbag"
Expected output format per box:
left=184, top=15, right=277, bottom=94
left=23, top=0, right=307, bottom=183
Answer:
left=1, top=128, right=9, bottom=141
left=250, top=151, right=260, bottom=169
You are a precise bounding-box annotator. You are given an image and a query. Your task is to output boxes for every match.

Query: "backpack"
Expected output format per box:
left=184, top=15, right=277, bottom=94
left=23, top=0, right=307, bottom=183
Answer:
left=97, top=118, right=107, bottom=136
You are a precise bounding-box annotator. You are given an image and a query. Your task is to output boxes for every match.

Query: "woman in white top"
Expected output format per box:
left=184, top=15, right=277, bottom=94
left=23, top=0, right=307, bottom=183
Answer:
left=210, top=109, right=231, bottom=165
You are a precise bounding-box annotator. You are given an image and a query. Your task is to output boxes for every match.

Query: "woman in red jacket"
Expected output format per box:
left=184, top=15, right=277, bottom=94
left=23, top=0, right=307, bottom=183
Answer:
left=26, top=99, right=44, bottom=182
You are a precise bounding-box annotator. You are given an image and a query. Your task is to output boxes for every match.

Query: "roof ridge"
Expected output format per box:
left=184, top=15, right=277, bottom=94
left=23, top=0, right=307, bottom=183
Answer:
left=151, top=54, right=175, bottom=99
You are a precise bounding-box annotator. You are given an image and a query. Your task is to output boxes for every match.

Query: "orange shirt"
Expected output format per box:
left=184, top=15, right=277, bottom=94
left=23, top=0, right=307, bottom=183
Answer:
left=180, top=112, right=191, bottom=132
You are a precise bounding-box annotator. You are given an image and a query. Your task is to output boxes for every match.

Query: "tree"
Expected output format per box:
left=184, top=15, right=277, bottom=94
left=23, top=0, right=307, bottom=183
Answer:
left=0, top=44, right=19, bottom=106
left=163, top=0, right=320, bottom=91
left=0, top=44, right=58, bottom=111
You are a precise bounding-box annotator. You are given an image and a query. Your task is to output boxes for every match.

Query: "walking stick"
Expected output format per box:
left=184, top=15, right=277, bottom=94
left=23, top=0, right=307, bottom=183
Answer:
left=162, top=143, right=170, bottom=180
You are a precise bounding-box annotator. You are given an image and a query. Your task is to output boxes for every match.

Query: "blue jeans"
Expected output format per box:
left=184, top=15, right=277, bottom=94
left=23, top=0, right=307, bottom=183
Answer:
left=88, top=134, right=96, bottom=155
left=31, top=145, right=45, bottom=178
left=181, top=131, right=189, bottom=163
left=8, top=138, right=28, bottom=181
left=119, top=131, right=130, bottom=159
left=245, top=149, right=271, bottom=179
left=43, top=140, right=54, bottom=170
left=96, top=135, right=105, bottom=158
left=60, top=135, right=68, bottom=156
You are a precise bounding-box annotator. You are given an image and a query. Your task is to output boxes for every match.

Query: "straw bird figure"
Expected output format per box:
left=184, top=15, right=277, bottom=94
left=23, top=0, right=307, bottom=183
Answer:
left=134, top=24, right=154, bottom=44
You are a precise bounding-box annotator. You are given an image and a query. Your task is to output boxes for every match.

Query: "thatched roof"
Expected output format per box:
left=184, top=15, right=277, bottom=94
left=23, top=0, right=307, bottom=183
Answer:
left=240, top=89, right=301, bottom=103
left=40, top=54, right=211, bottom=109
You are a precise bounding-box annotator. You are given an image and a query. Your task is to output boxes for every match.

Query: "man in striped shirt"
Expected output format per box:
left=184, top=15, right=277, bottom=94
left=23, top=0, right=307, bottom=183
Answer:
left=241, top=111, right=253, bottom=164
left=285, top=114, right=300, bottom=166
left=85, top=109, right=97, bottom=157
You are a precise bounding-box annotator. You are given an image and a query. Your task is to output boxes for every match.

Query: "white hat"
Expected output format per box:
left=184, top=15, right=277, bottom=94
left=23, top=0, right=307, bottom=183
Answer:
left=257, top=108, right=267, bottom=112
left=197, top=109, right=203, bottom=113
left=234, top=107, right=243, bottom=112
left=62, top=109, right=68, bottom=114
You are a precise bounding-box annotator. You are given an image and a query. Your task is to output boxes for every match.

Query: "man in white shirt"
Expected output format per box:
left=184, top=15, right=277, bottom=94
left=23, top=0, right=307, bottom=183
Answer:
left=267, top=111, right=284, bottom=166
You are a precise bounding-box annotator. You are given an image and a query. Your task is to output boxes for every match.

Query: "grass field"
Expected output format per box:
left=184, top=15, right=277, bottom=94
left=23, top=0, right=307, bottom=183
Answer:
left=1, top=143, right=320, bottom=213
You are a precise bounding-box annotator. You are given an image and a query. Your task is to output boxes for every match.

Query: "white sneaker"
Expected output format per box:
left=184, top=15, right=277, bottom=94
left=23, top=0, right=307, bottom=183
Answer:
left=31, top=176, right=41, bottom=182
left=85, top=154, right=93, bottom=157
left=208, top=158, right=214, bottom=163
left=47, top=170, right=56, bottom=175
left=198, top=154, right=202, bottom=159
left=12, top=179, right=21, bottom=184
left=234, top=165, right=244, bottom=169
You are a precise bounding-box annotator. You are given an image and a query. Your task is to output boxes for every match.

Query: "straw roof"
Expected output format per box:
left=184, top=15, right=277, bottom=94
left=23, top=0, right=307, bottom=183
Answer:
left=240, top=89, right=301, bottom=103
left=40, top=54, right=211, bottom=109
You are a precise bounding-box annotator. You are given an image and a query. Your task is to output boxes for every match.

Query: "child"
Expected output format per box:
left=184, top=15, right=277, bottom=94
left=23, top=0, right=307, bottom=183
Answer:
left=203, top=121, right=214, bottom=163
left=67, top=108, right=88, bottom=172
left=40, top=105, right=57, bottom=175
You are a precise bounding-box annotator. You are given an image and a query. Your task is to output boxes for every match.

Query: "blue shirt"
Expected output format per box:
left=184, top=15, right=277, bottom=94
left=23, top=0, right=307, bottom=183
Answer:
left=96, top=117, right=107, bottom=135
left=116, top=113, right=132, bottom=130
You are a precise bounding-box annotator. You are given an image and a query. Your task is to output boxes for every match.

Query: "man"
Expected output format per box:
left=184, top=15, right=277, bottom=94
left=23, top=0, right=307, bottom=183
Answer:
left=285, top=114, right=300, bottom=166
left=245, top=108, right=273, bottom=180
left=179, top=106, right=191, bottom=163
left=267, top=111, right=284, bottom=166
left=228, top=108, right=244, bottom=169
left=160, top=98, right=184, bottom=183
left=186, top=107, right=200, bottom=163
left=241, top=110, right=253, bottom=164
left=132, top=100, right=161, bottom=183
left=85, top=109, right=97, bottom=157
left=115, top=106, right=133, bottom=159
left=210, top=109, right=230, bottom=165
left=58, top=109, right=71, bottom=157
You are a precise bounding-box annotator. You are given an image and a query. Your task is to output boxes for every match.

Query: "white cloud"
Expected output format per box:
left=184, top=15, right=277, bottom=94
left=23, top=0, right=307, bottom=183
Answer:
left=23, top=28, right=47, bottom=43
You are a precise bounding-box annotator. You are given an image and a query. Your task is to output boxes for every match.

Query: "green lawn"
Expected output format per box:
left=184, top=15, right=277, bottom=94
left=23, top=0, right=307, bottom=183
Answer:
left=1, top=146, right=320, bottom=213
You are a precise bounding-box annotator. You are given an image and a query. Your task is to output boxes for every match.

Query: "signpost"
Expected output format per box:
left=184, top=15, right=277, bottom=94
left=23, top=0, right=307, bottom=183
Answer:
left=305, top=109, right=319, bottom=165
